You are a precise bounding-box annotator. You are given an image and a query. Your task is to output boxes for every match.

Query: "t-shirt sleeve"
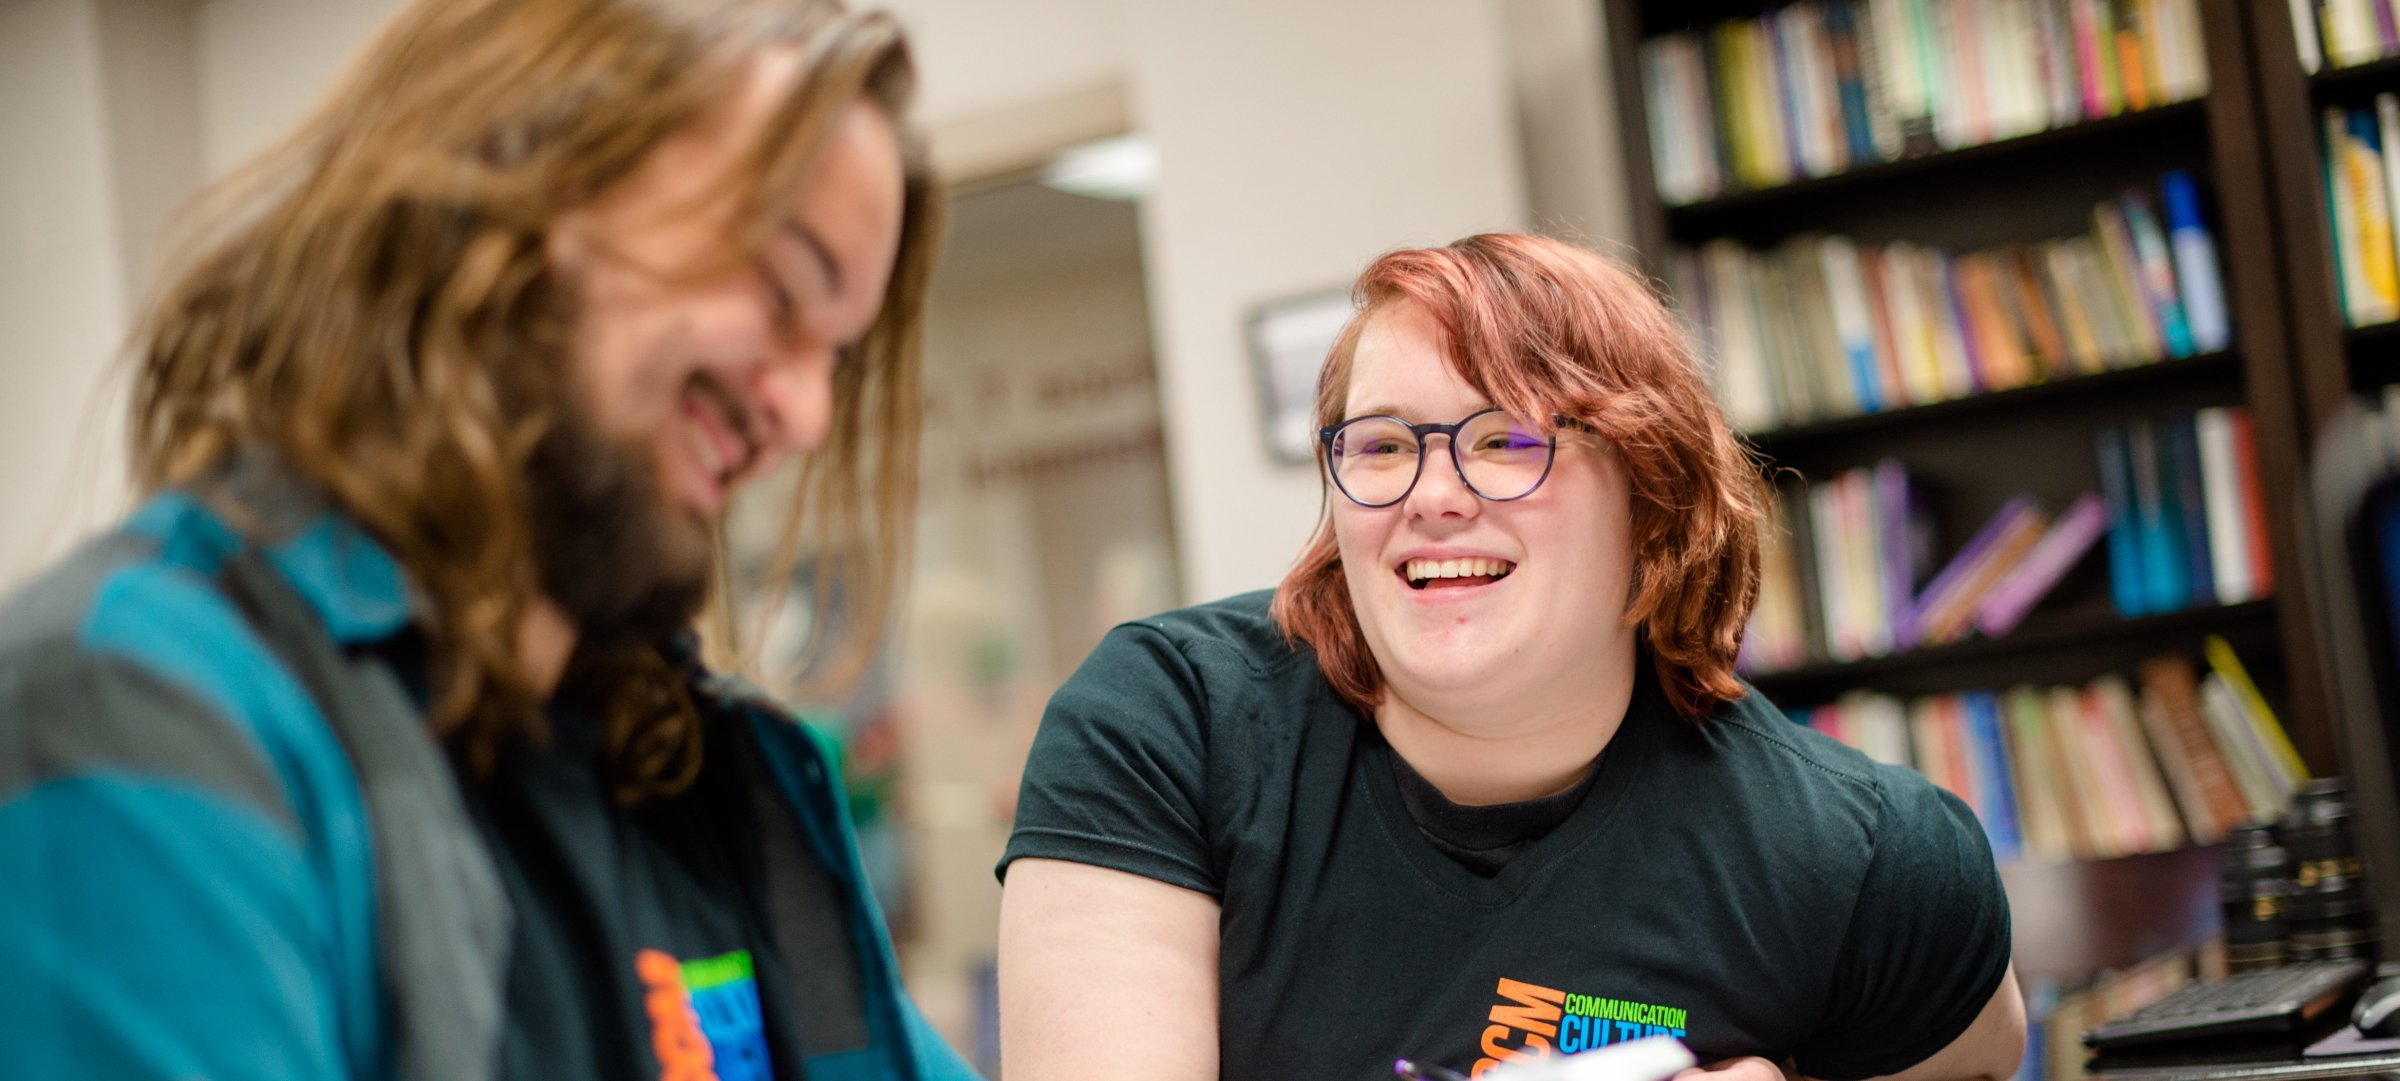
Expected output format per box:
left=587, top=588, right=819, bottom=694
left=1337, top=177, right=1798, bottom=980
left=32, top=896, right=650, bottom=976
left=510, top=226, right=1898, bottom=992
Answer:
left=1792, top=768, right=2013, bottom=1081
left=997, top=622, right=1219, bottom=896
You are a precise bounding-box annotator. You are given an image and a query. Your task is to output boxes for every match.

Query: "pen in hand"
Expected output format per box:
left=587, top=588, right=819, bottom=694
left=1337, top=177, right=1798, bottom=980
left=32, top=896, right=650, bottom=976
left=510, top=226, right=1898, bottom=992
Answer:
left=1395, top=1059, right=1474, bottom=1081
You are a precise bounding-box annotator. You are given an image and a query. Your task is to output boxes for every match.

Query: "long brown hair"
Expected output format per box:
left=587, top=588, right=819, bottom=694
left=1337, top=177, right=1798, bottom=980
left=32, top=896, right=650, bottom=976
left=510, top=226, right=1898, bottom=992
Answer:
left=125, top=0, right=944, bottom=798
left=1270, top=233, right=1765, bottom=722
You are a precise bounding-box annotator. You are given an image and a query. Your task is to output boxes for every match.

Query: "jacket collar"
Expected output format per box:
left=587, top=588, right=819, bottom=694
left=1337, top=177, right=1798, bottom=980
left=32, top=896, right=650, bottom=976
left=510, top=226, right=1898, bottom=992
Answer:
left=127, top=451, right=415, bottom=646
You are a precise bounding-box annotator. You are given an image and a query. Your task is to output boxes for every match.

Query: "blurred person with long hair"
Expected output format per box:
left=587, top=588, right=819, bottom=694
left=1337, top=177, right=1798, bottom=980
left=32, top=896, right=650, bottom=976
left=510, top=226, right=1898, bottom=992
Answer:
left=0, top=2, right=973, bottom=1080
left=998, top=234, right=2024, bottom=1081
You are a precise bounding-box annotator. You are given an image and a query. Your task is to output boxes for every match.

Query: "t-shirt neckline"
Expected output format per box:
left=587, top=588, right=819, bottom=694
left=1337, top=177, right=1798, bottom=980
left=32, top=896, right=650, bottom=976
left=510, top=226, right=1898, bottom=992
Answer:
left=1357, top=680, right=1665, bottom=905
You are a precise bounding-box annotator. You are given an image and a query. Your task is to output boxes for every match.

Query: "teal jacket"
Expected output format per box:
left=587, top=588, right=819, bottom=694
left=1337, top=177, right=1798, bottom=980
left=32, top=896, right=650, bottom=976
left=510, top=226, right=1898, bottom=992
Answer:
left=0, top=457, right=979, bottom=1081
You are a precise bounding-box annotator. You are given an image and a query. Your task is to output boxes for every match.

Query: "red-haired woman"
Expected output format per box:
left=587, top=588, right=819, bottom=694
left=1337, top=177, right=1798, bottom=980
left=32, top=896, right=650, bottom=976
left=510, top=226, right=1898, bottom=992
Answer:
left=996, top=233, right=2024, bottom=1081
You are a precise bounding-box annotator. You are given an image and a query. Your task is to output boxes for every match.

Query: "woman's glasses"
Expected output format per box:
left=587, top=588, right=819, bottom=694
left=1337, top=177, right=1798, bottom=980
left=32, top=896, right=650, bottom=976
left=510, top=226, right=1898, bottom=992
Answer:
left=1319, top=408, right=1567, bottom=508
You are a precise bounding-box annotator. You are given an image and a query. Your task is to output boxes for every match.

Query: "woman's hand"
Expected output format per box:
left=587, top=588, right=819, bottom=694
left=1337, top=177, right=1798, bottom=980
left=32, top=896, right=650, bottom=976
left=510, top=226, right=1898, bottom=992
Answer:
left=1675, top=967, right=2026, bottom=1081
left=1673, top=1057, right=1798, bottom=1081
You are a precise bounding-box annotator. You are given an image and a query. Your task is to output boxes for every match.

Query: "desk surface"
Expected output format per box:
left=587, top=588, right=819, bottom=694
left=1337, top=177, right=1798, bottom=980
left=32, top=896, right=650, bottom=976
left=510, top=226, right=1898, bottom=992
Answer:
left=2092, top=1051, right=2400, bottom=1081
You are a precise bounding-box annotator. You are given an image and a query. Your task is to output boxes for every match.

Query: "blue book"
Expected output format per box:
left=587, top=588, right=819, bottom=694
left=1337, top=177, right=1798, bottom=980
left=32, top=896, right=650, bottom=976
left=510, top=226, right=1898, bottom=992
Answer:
left=2375, top=489, right=2400, bottom=670
left=2128, top=419, right=2193, bottom=614
left=2165, top=413, right=2217, bottom=606
left=1821, top=237, right=1886, bottom=413
left=2121, top=191, right=2196, bottom=359
left=1770, top=10, right=1808, bottom=179
left=2161, top=171, right=2231, bottom=354
left=2095, top=426, right=2150, bottom=617
left=1962, top=691, right=2023, bottom=862
left=1825, top=2, right=1880, bottom=165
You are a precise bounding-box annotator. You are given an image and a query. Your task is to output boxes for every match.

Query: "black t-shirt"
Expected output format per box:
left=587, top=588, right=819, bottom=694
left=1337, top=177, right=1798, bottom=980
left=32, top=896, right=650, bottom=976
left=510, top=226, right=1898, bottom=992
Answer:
left=1000, top=591, right=2010, bottom=1081
left=1390, top=745, right=1601, bottom=877
left=463, top=707, right=803, bottom=1081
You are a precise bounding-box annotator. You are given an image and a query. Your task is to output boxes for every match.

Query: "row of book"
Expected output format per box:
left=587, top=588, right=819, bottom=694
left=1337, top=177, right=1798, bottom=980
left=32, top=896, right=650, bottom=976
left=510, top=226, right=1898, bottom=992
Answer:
left=1672, top=172, right=2230, bottom=434
left=2291, top=0, right=2400, bottom=72
left=2096, top=407, right=2276, bottom=619
left=1745, top=463, right=2107, bottom=669
left=1792, top=640, right=2310, bottom=863
left=2321, top=97, right=2400, bottom=327
left=1641, top=0, right=2210, bottom=206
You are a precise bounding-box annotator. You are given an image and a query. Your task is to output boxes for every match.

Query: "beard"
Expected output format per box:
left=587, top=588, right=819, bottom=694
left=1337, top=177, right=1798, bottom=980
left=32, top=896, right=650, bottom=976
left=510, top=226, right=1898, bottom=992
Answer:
left=525, top=393, right=715, bottom=647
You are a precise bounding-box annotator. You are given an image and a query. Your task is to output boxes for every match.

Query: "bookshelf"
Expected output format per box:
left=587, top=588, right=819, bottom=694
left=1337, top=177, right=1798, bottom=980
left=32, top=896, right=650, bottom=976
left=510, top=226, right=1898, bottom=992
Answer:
left=1745, top=352, right=2240, bottom=458
left=1602, top=0, right=2335, bottom=777
left=2311, top=53, right=2400, bottom=97
left=2245, top=2, right=2400, bottom=430
left=1665, top=100, right=2212, bottom=244
left=1600, top=0, right=2349, bottom=1031
left=1747, top=599, right=2280, bottom=703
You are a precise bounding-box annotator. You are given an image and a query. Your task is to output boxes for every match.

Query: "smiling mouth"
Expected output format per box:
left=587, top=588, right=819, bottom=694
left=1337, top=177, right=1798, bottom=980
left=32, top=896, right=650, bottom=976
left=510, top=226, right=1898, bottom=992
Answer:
left=683, top=373, right=760, bottom=489
left=1402, top=557, right=1517, bottom=591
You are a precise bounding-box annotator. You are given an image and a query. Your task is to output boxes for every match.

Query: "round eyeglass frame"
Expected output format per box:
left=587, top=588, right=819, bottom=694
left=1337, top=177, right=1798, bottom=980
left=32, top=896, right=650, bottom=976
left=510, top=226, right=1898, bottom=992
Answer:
left=1316, top=407, right=1565, bottom=509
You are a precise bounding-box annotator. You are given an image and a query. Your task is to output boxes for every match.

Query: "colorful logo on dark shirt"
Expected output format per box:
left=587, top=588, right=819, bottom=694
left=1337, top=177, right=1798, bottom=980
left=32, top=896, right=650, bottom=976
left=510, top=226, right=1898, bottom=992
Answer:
left=636, top=948, right=773, bottom=1081
left=1471, top=978, right=1690, bottom=1077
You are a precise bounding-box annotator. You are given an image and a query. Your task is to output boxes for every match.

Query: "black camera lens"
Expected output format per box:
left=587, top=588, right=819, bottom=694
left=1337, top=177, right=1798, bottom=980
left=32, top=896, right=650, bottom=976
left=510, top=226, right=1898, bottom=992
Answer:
left=2283, top=779, right=2377, bottom=964
left=2221, top=823, right=2291, bottom=969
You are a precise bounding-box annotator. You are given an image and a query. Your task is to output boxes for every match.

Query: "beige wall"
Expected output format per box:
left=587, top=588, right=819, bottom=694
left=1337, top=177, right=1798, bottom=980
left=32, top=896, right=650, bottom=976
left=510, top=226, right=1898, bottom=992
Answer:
left=96, top=0, right=205, bottom=308
left=1502, top=0, right=1635, bottom=247
left=896, top=188, right=1170, bottom=1047
left=878, top=0, right=1128, bottom=133
left=196, top=0, right=402, bottom=175
left=0, top=0, right=203, bottom=585
left=1122, top=0, right=1532, bottom=601
left=0, top=0, right=1627, bottom=597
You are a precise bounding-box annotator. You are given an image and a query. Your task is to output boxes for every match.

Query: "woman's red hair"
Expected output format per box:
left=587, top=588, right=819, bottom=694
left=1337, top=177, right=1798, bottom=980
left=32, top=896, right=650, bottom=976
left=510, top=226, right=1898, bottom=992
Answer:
left=1269, top=233, right=1766, bottom=722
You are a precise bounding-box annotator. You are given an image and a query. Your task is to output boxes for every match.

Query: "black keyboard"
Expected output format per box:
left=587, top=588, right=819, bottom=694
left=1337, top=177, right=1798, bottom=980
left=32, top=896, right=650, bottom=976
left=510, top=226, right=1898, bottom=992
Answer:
left=2083, top=960, right=2371, bottom=1053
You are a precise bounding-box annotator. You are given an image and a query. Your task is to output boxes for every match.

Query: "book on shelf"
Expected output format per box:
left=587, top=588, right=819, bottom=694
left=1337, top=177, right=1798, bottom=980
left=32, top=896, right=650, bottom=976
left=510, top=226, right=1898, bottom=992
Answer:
left=2093, top=407, right=2273, bottom=618
left=1787, top=643, right=2302, bottom=863
left=2135, top=654, right=2251, bottom=844
left=1641, top=0, right=2208, bottom=206
left=2206, top=634, right=2310, bottom=781
left=2160, top=172, right=2231, bottom=355
left=2163, top=414, right=2217, bottom=606
left=2319, top=95, right=2400, bottom=327
left=2293, top=0, right=2400, bottom=71
left=1741, top=465, right=2108, bottom=672
left=2003, top=685, right=2076, bottom=857
left=1976, top=493, right=2109, bottom=637
left=1746, top=492, right=1816, bottom=675
left=1675, top=172, right=2226, bottom=433
left=1912, top=495, right=2050, bottom=646
left=2126, top=417, right=2193, bottom=614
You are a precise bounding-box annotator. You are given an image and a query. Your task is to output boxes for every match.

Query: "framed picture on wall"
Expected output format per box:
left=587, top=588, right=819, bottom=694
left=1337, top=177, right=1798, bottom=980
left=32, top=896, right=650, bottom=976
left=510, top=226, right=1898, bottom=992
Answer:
left=1245, top=288, right=1356, bottom=465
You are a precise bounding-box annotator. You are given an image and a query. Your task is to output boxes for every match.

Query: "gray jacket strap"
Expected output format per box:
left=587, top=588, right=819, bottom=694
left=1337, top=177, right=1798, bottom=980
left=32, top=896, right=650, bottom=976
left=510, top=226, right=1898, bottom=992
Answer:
left=219, top=552, right=513, bottom=1081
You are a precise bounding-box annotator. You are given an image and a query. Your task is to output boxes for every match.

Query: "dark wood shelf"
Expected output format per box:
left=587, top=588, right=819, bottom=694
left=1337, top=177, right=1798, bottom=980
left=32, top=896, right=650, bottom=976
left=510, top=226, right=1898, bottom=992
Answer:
left=2311, top=54, right=2400, bottom=98
left=1745, top=353, right=2239, bottom=457
left=1663, top=100, right=2207, bottom=232
left=2348, top=321, right=2400, bottom=392
left=1745, top=600, right=2280, bottom=701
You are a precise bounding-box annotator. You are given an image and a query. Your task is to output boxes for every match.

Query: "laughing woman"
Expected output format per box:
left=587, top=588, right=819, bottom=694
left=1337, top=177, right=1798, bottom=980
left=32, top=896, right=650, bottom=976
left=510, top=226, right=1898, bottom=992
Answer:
left=995, top=233, right=2024, bottom=1081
